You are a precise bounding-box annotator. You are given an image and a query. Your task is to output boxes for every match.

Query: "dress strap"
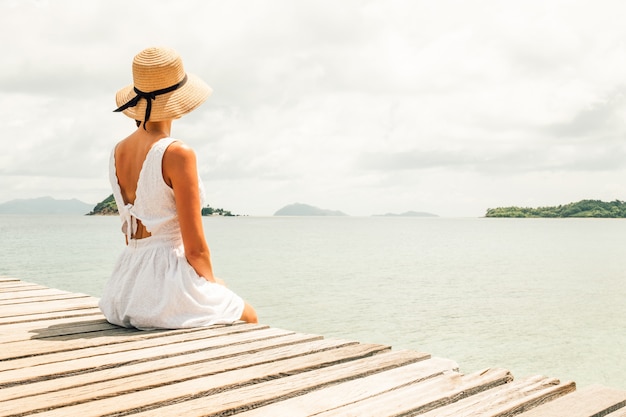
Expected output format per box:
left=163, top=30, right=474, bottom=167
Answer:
left=109, top=146, right=138, bottom=241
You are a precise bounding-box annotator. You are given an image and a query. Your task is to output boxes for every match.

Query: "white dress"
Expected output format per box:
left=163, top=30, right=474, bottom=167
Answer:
left=99, top=137, right=245, bottom=330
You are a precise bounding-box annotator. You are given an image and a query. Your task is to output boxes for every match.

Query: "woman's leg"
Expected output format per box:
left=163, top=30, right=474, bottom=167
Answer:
left=240, top=301, right=258, bottom=323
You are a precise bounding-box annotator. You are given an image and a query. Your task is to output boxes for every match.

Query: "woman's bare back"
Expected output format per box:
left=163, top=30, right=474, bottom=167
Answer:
left=114, top=126, right=171, bottom=239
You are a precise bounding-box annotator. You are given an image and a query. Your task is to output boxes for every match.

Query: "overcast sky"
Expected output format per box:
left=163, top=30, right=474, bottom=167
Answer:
left=2, top=0, right=626, bottom=216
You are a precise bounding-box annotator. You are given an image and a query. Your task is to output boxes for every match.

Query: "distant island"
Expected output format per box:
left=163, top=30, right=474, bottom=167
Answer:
left=87, top=194, right=237, bottom=216
left=87, top=194, right=118, bottom=215
left=274, top=203, right=347, bottom=216
left=0, top=196, right=93, bottom=215
left=485, top=199, right=626, bottom=218
left=374, top=211, right=438, bottom=217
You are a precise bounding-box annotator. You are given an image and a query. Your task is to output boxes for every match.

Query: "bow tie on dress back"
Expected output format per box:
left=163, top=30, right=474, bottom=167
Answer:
left=114, top=75, right=188, bottom=129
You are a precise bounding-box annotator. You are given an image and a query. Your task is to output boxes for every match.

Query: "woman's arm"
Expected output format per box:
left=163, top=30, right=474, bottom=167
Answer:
left=162, top=142, right=218, bottom=283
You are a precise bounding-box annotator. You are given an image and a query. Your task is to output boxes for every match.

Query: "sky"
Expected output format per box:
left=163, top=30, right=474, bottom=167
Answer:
left=2, top=0, right=626, bottom=217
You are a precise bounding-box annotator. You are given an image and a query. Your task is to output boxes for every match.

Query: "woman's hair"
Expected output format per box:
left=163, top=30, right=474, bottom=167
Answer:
left=135, top=120, right=141, bottom=127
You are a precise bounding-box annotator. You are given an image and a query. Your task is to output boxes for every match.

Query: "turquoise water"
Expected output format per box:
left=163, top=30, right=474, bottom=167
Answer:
left=1, top=214, right=624, bottom=390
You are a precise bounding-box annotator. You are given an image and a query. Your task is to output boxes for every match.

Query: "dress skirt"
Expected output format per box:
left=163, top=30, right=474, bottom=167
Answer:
left=99, top=234, right=245, bottom=330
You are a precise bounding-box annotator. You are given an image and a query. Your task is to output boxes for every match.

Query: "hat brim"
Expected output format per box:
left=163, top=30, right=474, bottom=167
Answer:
left=115, top=73, right=212, bottom=122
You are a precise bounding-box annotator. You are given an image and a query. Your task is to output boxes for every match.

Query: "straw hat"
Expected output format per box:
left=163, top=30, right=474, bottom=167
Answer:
left=114, top=47, right=212, bottom=122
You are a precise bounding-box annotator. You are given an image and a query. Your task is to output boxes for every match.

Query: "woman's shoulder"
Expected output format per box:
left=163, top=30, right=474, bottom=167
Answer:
left=161, top=140, right=200, bottom=188
left=162, top=139, right=199, bottom=180
left=164, top=139, right=196, bottom=160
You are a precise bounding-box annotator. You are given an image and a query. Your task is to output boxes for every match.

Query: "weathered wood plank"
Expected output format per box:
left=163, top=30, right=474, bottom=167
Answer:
left=0, top=319, right=117, bottom=343
left=418, top=375, right=576, bottom=417
left=0, top=322, right=258, bottom=371
left=0, top=333, right=334, bottom=403
left=0, top=307, right=103, bottom=325
left=0, top=323, right=261, bottom=360
left=26, top=348, right=421, bottom=417
left=0, top=292, right=91, bottom=306
left=0, top=314, right=107, bottom=343
left=516, top=385, right=626, bottom=417
left=1, top=327, right=158, bottom=360
left=0, top=323, right=265, bottom=372
left=0, top=326, right=294, bottom=387
left=131, top=355, right=452, bottom=417
left=0, top=315, right=108, bottom=336
left=1, top=334, right=362, bottom=416
left=0, top=287, right=72, bottom=301
left=605, top=408, right=626, bottom=417
left=0, top=296, right=99, bottom=318
left=309, top=368, right=513, bottom=417
left=232, top=357, right=457, bottom=417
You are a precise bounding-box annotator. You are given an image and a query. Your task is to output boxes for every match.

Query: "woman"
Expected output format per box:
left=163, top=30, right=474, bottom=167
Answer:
left=99, top=46, right=257, bottom=329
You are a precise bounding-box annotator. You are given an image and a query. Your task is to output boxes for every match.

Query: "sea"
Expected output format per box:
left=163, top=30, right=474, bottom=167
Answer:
left=1, top=214, right=624, bottom=390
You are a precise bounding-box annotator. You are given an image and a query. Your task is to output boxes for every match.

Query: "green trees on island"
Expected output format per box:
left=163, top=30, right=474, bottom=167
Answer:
left=87, top=194, right=118, bottom=215
left=485, top=199, right=626, bottom=218
left=88, top=196, right=626, bottom=218
left=201, top=206, right=235, bottom=216
left=88, top=194, right=236, bottom=216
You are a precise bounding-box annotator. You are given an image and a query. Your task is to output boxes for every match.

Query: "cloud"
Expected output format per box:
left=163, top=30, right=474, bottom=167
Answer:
left=3, top=0, right=626, bottom=216
left=544, top=87, right=626, bottom=139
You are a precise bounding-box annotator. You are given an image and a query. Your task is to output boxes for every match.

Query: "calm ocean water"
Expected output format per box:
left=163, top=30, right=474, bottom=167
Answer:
left=1, top=214, right=624, bottom=390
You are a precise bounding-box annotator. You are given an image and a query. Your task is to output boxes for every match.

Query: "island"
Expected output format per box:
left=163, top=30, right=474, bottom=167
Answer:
left=0, top=196, right=93, bottom=215
left=87, top=194, right=118, bottom=215
left=87, top=194, right=237, bottom=216
left=485, top=199, right=626, bottom=218
left=274, top=203, right=348, bottom=216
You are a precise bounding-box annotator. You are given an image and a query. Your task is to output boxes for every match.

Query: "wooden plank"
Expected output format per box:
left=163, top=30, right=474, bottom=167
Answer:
left=0, top=287, right=72, bottom=301
left=308, top=367, right=513, bottom=417
left=0, top=337, right=373, bottom=416
left=1, top=334, right=347, bottom=415
left=0, top=315, right=108, bottom=336
left=516, top=385, right=626, bottom=417
left=606, top=409, right=626, bottom=417
left=414, top=375, right=575, bottom=417
left=0, top=314, right=108, bottom=340
left=130, top=354, right=452, bottom=417
left=0, top=292, right=91, bottom=306
left=26, top=348, right=422, bottom=417
left=0, top=319, right=118, bottom=343
left=0, top=317, right=115, bottom=343
left=1, top=326, right=159, bottom=360
left=233, top=357, right=458, bottom=417
left=0, top=323, right=265, bottom=370
left=0, top=296, right=99, bottom=318
left=0, top=332, right=333, bottom=403
left=0, top=322, right=259, bottom=371
left=0, top=326, right=294, bottom=387
left=0, top=307, right=103, bottom=325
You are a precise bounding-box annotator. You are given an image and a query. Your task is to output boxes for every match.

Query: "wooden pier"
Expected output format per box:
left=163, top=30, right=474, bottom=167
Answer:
left=1, top=276, right=625, bottom=417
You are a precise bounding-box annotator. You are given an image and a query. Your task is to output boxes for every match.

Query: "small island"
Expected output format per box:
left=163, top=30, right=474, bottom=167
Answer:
left=274, top=203, right=347, bottom=216
left=485, top=199, right=626, bottom=218
left=87, top=194, right=118, bottom=215
left=88, top=194, right=237, bottom=216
